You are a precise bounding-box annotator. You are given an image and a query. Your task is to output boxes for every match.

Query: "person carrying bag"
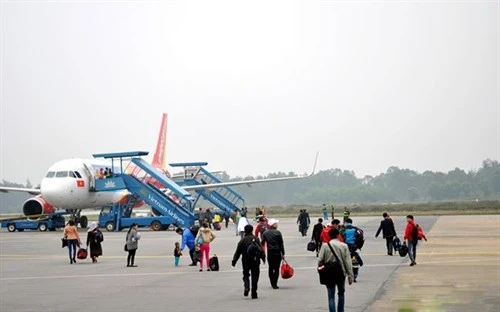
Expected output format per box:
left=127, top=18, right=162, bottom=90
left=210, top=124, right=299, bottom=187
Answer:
left=317, top=227, right=354, bottom=312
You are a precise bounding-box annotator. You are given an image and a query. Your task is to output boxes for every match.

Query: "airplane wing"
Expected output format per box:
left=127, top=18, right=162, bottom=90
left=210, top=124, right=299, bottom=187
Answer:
left=0, top=187, right=41, bottom=195
left=181, top=174, right=309, bottom=191
left=182, top=152, right=319, bottom=191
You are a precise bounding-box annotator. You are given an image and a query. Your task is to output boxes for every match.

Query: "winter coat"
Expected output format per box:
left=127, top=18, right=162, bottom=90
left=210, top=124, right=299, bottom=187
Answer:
left=126, top=229, right=140, bottom=250
left=262, top=228, right=285, bottom=256
left=195, top=227, right=216, bottom=245
left=376, top=218, right=397, bottom=238
left=232, top=234, right=265, bottom=268
left=181, top=228, right=195, bottom=250
left=86, top=230, right=103, bottom=256
left=318, top=239, right=354, bottom=279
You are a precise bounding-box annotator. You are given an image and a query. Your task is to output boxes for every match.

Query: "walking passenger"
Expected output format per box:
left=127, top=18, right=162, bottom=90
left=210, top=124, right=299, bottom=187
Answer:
left=238, top=216, right=250, bottom=239
left=312, top=218, right=325, bottom=257
left=232, top=224, right=265, bottom=299
left=321, top=219, right=343, bottom=243
left=126, top=223, right=140, bottom=267
left=195, top=222, right=216, bottom=271
left=318, top=228, right=354, bottom=312
left=262, top=219, right=285, bottom=289
left=86, top=222, right=103, bottom=263
left=404, top=215, right=427, bottom=266
left=232, top=210, right=241, bottom=236
left=64, top=219, right=81, bottom=264
left=375, top=213, right=397, bottom=255
left=223, top=211, right=230, bottom=228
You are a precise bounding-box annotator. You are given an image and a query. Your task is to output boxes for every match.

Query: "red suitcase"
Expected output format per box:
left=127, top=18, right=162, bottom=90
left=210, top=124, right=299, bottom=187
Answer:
left=77, top=248, right=88, bottom=260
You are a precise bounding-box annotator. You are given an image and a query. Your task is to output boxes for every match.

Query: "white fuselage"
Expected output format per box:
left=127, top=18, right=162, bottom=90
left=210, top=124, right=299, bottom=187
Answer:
left=40, top=158, right=129, bottom=210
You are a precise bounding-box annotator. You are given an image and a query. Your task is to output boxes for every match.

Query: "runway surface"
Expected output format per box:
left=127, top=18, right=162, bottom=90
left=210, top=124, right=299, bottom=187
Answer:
left=0, top=215, right=496, bottom=311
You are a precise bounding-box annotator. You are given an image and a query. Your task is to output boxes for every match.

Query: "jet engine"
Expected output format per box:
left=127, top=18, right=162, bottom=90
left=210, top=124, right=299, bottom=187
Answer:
left=22, top=195, right=55, bottom=217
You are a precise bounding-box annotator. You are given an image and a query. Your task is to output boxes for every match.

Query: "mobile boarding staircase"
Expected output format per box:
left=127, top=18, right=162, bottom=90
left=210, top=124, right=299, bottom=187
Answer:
left=170, top=162, right=245, bottom=216
left=93, top=151, right=196, bottom=231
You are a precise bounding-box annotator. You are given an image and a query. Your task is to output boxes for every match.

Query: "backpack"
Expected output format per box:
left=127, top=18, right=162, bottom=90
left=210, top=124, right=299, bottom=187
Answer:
left=354, top=227, right=365, bottom=250
left=412, top=224, right=425, bottom=240
left=246, top=238, right=263, bottom=261
left=209, top=255, right=219, bottom=271
left=94, top=230, right=104, bottom=243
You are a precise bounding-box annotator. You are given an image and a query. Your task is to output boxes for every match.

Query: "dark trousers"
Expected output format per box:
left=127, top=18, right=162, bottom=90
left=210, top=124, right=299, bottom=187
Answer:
left=225, top=218, right=229, bottom=228
left=267, top=251, right=281, bottom=287
left=189, top=248, right=197, bottom=264
left=314, top=239, right=322, bottom=257
left=127, top=249, right=136, bottom=266
left=385, top=236, right=394, bottom=255
left=67, top=239, right=77, bottom=262
left=243, top=263, right=260, bottom=295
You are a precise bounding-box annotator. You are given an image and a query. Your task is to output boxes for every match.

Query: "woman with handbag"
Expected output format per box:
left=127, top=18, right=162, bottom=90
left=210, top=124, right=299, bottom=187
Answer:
left=63, top=220, right=81, bottom=264
left=126, top=223, right=140, bottom=267
left=86, top=222, right=103, bottom=263
left=317, top=228, right=354, bottom=312
left=195, top=222, right=216, bottom=272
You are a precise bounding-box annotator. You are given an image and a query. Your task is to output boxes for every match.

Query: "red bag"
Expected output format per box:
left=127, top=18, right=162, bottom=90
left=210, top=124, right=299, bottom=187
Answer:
left=77, top=248, right=88, bottom=260
left=280, top=259, right=294, bottom=279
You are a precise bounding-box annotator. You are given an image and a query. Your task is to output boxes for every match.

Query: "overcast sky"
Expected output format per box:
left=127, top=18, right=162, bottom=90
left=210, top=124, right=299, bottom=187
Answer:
left=1, top=0, right=498, bottom=184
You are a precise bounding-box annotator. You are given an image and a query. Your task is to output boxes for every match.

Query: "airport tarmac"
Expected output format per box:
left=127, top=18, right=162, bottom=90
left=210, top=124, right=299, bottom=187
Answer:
left=0, top=215, right=498, bottom=312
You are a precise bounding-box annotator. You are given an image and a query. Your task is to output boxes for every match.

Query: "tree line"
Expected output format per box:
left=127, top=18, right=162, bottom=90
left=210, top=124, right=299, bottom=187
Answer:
left=1, top=159, right=499, bottom=212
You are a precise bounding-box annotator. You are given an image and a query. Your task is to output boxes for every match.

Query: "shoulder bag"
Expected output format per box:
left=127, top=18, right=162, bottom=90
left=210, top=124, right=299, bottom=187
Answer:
left=317, top=243, right=345, bottom=286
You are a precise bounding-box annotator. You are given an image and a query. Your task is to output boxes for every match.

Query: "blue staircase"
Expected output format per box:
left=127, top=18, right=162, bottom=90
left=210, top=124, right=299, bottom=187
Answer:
left=121, top=158, right=196, bottom=228
left=171, top=163, right=244, bottom=215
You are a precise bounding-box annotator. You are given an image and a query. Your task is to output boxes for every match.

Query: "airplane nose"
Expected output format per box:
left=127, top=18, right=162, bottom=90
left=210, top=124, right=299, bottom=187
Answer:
left=40, top=179, right=60, bottom=203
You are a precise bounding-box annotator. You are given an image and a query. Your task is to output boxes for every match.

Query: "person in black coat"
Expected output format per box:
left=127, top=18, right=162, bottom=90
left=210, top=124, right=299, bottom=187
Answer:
left=311, top=218, right=325, bottom=257
left=262, top=219, right=285, bottom=289
left=232, top=224, right=265, bottom=299
left=375, top=213, right=397, bottom=255
left=86, top=222, right=103, bottom=263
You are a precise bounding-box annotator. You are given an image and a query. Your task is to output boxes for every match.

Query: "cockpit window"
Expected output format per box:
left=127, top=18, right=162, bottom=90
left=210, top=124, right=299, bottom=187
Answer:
left=55, top=171, right=68, bottom=178
left=46, top=171, right=56, bottom=178
left=74, top=171, right=82, bottom=178
left=69, top=171, right=77, bottom=178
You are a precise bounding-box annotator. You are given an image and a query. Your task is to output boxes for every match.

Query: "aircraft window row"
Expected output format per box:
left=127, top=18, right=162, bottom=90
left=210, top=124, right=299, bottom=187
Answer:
left=46, top=171, right=83, bottom=178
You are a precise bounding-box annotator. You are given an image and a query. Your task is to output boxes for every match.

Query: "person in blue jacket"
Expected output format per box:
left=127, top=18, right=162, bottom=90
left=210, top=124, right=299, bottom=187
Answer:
left=176, top=226, right=197, bottom=266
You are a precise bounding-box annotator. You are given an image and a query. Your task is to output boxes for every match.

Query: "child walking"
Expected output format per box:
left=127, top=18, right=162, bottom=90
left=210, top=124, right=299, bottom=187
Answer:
left=174, top=242, right=182, bottom=266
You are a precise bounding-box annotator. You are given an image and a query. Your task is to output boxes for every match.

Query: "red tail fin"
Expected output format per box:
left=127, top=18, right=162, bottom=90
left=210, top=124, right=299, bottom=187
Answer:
left=152, top=113, right=168, bottom=169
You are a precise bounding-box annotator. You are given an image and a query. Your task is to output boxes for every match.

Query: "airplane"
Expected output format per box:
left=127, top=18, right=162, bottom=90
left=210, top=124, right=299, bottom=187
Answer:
left=0, top=120, right=318, bottom=228
left=0, top=154, right=316, bottom=228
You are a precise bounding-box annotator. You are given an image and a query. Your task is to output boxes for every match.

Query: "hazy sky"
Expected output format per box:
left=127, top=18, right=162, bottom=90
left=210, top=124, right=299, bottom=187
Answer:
left=1, top=0, right=499, bottom=184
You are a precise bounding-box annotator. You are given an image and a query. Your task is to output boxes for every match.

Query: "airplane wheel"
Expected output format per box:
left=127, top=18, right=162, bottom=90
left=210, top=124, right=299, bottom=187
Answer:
left=7, top=224, right=16, bottom=232
left=38, top=223, right=48, bottom=232
left=151, top=220, right=162, bottom=231
left=105, top=222, right=115, bottom=232
left=80, top=216, right=88, bottom=229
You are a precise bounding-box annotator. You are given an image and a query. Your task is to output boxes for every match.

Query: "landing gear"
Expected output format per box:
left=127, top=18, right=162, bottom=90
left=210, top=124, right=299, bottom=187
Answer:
left=66, top=209, right=88, bottom=229
left=79, top=216, right=88, bottom=229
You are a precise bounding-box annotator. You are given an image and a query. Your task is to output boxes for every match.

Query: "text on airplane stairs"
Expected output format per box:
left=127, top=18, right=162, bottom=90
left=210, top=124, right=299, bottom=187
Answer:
left=121, top=174, right=194, bottom=227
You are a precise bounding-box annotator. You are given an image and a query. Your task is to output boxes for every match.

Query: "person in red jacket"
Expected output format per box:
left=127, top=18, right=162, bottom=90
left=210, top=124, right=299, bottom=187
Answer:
left=403, top=215, right=427, bottom=266
left=321, top=219, right=344, bottom=243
